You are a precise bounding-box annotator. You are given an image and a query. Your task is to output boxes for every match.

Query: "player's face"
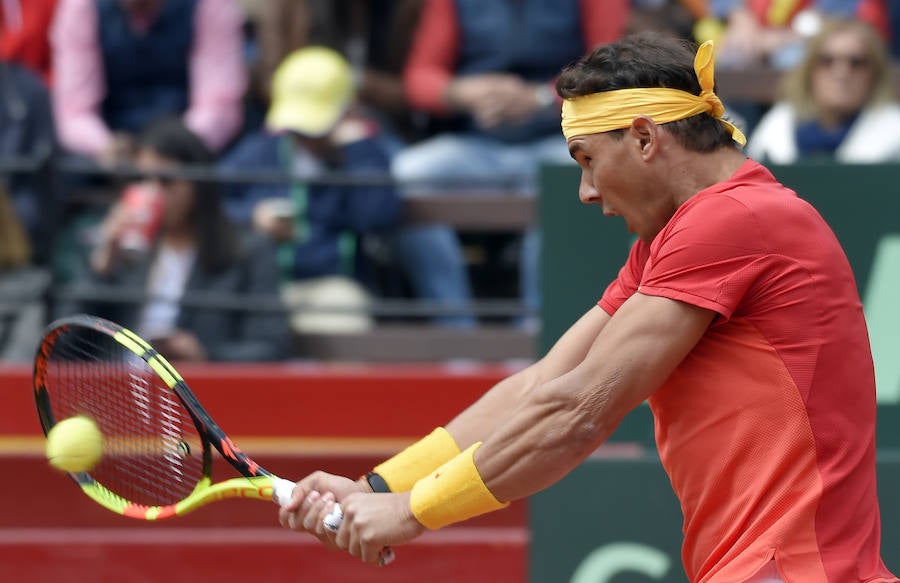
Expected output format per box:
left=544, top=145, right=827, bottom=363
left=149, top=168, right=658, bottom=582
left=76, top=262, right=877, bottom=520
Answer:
left=568, top=131, right=672, bottom=242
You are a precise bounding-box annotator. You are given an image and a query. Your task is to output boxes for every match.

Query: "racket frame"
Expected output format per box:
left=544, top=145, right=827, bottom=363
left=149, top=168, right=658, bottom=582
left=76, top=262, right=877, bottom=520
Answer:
left=34, top=314, right=294, bottom=520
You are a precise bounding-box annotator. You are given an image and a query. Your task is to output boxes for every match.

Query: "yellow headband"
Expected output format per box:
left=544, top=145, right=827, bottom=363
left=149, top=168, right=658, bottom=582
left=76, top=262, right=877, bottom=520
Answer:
left=560, top=41, right=746, bottom=146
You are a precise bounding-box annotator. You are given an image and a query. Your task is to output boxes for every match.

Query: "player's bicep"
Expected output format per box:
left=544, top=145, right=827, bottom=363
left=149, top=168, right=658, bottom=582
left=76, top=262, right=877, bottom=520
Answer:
left=575, top=293, right=715, bottom=418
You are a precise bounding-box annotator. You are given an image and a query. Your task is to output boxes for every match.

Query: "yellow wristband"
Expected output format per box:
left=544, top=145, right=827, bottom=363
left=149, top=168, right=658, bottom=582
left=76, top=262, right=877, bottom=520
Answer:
left=373, top=427, right=461, bottom=492
left=409, top=442, right=509, bottom=530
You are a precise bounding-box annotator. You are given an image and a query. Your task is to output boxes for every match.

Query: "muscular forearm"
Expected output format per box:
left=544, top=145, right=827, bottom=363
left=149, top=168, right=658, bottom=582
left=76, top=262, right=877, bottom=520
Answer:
left=474, top=364, right=628, bottom=502
left=363, top=307, right=611, bottom=507
left=445, top=367, right=540, bottom=449
left=446, top=306, right=612, bottom=449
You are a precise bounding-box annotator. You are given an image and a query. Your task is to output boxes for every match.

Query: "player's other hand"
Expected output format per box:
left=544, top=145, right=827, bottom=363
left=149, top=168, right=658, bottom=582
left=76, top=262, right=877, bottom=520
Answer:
left=279, top=471, right=370, bottom=546
left=334, top=492, right=425, bottom=565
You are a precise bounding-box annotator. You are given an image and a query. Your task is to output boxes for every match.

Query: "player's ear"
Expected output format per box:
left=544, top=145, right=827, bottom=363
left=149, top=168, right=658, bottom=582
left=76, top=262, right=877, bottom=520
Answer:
left=629, top=116, right=658, bottom=161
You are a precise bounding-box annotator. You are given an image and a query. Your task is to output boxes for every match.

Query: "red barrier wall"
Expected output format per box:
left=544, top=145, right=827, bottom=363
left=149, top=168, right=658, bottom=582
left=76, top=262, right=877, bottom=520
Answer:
left=1, top=362, right=519, bottom=437
left=3, top=528, right=527, bottom=583
left=1, top=363, right=529, bottom=582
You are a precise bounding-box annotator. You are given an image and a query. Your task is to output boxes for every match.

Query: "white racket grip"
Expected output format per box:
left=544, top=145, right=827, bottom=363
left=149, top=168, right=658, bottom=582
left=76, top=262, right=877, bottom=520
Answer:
left=323, top=503, right=396, bottom=566
left=323, top=502, right=344, bottom=531
left=271, top=477, right=296, bottom=507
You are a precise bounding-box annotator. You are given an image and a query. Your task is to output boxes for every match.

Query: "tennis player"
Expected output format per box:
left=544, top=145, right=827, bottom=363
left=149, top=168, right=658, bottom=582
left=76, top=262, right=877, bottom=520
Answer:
left=279, top=33, right=898, bottom=583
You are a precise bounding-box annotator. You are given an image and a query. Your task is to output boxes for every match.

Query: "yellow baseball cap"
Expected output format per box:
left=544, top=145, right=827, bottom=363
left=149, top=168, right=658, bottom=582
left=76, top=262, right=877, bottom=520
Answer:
left=266, top=46, right=355, bottom=137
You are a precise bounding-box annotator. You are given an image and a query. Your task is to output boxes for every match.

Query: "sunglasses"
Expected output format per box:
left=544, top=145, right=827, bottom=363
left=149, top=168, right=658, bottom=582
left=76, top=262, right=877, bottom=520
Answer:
left=815, top=53, right=871, bottom=71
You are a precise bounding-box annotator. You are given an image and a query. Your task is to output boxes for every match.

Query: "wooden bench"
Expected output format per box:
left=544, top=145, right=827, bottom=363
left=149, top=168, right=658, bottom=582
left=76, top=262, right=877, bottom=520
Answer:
left=404, top=194, right=534, bottom=231
left=65, top=185, right=536, bottom=232
left=294, top=323, right=537, bottom=362
left=716, top=66, right=786, bottom=105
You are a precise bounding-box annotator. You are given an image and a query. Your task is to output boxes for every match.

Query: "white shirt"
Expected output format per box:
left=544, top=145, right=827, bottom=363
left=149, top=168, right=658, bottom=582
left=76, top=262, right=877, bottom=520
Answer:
left=747, top=102, right=900, bottom=164
left=137, top=243, right=197, bottom=340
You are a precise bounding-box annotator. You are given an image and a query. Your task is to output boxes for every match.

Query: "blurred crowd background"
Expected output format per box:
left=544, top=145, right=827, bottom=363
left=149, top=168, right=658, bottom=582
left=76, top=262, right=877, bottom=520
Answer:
left=2, top=0, right=900, bottom=364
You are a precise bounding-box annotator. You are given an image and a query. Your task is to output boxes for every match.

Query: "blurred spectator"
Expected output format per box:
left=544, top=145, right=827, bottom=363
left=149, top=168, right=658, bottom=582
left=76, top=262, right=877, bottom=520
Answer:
left=857, top=0, right=900, bottom=56
left=706, top=1, right=882, bottom=70
left=60, top=119, right=290, bottom=362
left=695, top=1, right=887, bottom=137
left=747, top=18, right=900, bottom=163
left=253, top=0, right=311, bottom=101
left=0, top=61, right=57, bottom=255
left=0, top=0, right=59, bottom=255
left=0, top=185, right=50, bottom=362
left=232, top=0, right=268, bottom=113
left=885, top=0, right=900, bottom=56
left=219, top=47, right=402, bottom=334
left=254, top=0, right=424, bottom=149
left=391, top=0, right=629, bottom=327
left=0, top=0, right=58, bottom=83
left=628, top=0, right=702, bottom=40
left=50, top=0, right=247, bottom=166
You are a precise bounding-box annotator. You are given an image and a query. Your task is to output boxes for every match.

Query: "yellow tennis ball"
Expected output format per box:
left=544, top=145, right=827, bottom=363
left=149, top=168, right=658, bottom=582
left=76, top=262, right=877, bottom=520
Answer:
left=45, top=415, right=104, bottom=473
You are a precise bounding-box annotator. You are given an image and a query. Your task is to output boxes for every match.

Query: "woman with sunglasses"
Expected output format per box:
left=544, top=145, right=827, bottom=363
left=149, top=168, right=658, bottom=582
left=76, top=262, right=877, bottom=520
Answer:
left=63, top=118, right=292, bottom=362
left=747, top=18, right=900, bottom=163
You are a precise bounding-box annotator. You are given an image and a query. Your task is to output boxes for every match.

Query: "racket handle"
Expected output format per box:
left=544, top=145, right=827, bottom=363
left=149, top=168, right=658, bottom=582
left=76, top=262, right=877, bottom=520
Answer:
left=322, top=503, right=344, bottom=531
left=271, top=477, right=296, bottom=507
left=324, top=503, right=396, bottom=566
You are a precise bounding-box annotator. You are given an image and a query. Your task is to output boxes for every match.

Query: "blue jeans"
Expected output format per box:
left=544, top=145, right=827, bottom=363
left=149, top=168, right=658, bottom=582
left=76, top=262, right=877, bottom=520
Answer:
left=391, top=132, right=574, bottom=326
left=392, top=224, right=476, bottom=328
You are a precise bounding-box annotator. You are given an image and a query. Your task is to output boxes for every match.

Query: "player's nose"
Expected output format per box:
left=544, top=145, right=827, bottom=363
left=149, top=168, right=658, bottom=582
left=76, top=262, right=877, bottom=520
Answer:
left=578, top=179, right=600, bottom=205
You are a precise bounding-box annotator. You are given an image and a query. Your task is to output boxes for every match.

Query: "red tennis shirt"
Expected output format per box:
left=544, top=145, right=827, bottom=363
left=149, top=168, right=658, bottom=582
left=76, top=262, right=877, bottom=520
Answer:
left=599, top=160, right=897, bottom=583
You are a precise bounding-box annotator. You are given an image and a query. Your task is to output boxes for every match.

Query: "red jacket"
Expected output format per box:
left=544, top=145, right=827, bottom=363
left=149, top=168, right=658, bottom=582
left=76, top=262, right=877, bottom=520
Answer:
left=0, top=0, right=59, bottom=84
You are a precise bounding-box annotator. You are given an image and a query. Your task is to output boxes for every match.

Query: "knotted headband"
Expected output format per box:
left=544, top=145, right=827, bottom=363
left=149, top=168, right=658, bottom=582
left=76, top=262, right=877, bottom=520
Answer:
left=560, top=41, right=746, bottom=146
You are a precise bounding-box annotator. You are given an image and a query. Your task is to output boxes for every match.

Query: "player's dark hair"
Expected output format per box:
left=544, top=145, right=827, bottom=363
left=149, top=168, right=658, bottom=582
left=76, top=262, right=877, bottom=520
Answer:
left=138, top=118, right=241, bottom=273
left=555, top=33, right=738, bottom=152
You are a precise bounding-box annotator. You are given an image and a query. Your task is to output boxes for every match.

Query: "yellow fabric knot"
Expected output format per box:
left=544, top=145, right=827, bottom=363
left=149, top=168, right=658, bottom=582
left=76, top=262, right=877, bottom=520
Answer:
left=695, top=39, right=726, bottom=119
left=560, top=41, right=746, bottom=146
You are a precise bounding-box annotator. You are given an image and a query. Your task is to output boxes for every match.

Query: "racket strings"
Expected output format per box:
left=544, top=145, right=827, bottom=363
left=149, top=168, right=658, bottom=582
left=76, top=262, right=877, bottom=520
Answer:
left=42, top=327, right=205, bottom=507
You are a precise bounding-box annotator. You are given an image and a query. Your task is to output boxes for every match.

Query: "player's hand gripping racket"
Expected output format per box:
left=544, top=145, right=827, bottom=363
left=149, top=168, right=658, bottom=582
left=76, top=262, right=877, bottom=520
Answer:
left=33, top=314, right=297, bottom=518
left=33, top=315, right=393, bottom=564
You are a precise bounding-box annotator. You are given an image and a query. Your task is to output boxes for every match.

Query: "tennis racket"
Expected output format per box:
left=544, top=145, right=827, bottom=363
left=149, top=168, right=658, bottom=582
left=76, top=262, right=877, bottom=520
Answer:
left=34, top=314, right=393, bottom=564
left=33, top=314, right=297, bottom=519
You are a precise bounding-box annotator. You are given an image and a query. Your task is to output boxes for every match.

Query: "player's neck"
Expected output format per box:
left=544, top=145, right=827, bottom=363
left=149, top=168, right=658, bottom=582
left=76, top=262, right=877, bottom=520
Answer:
left=670, top=147, right=747, bottom=207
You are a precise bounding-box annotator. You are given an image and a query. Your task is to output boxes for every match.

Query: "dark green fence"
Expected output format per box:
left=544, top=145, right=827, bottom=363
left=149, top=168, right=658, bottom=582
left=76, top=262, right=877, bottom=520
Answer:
left=530, top=454, right=900, bottom=583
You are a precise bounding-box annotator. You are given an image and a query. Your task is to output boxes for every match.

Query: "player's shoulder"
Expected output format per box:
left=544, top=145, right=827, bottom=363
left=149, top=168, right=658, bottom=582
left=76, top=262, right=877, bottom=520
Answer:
left=692, top=162, right=801, bottom=216
left=668, top=193, right=765, bottom=248
left=669, top=180, right=804, bottom=248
